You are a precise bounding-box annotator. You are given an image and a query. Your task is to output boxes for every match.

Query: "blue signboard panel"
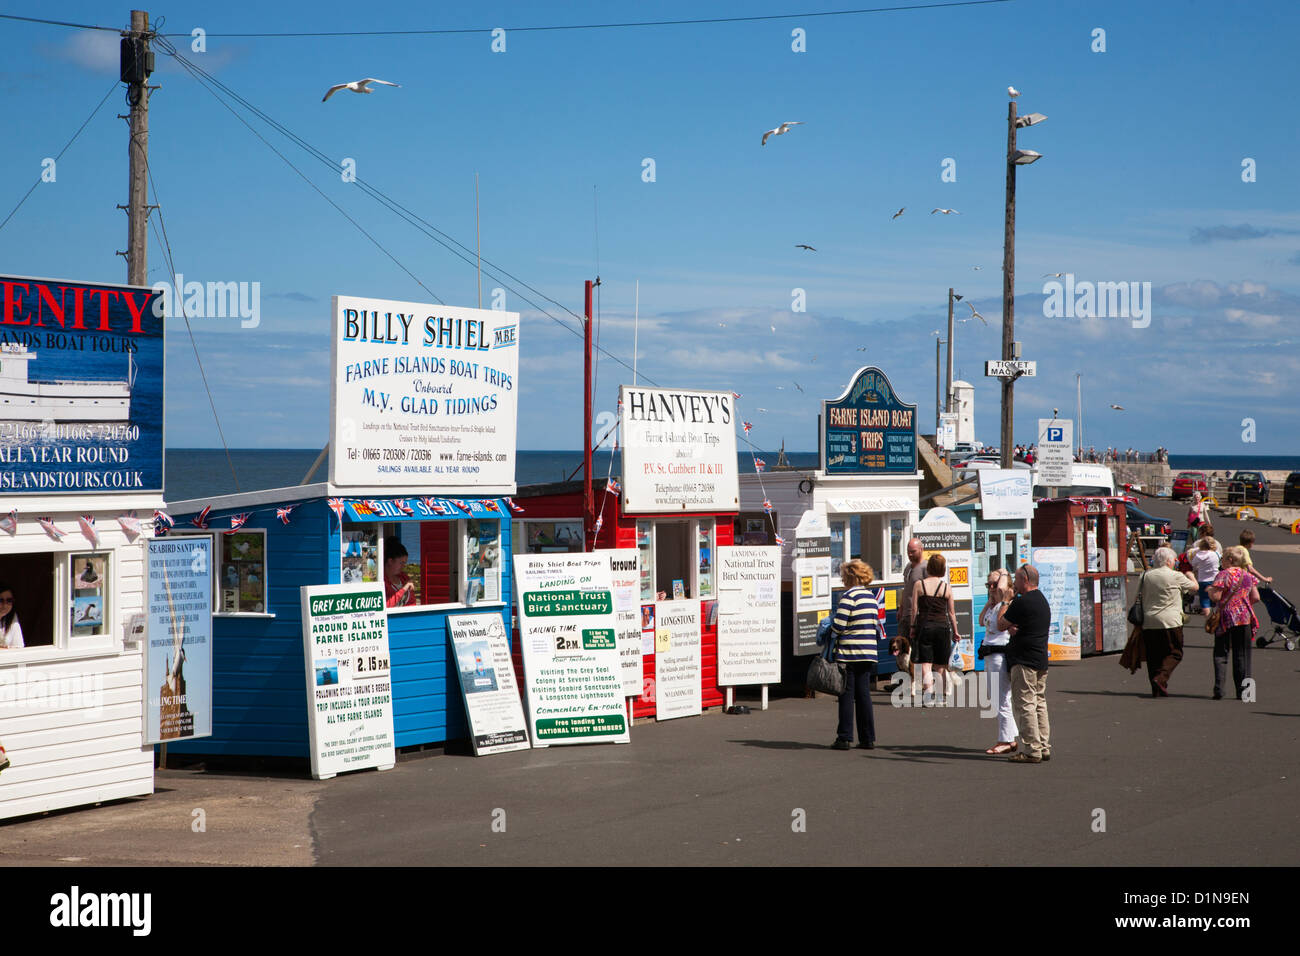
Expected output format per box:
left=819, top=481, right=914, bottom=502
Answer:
left=821, top=366, right=917, bottom=474
left=0, top=274, right=164, bottom=493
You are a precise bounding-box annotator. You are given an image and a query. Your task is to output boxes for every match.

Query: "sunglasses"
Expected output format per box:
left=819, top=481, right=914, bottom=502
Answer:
left=0, top=597, right=12, bottom=604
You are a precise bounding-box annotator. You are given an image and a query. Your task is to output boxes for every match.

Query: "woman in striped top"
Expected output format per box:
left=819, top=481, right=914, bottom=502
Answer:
left=831, top=559, right=881, bottom=751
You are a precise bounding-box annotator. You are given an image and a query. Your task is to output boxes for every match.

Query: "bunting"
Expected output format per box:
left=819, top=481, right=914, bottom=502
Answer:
left=276, top=505, right=297, bottom=525
left=742, top=421, right=753, bottom=434
left=225, top=513, right=251, bottom=534
left=326, top=498, right=347, bottom=525
left=607, top=477, right=621, bottom=496
left=753, top=458, right=767, bottom=473
left=154, top=510, right=174, bottom=537
left=117, top=511, right=142, bottom=540
left=78, top=515, right=98, bottom=547
left=762, top=497, right=773, bottom=514
left=504, top=497, right=524, bottom=515
left=38, top=516, right=67, bottom=540
left=395, top=498, right=415, bottom=516
left=191, top=506, right=211, bottom=529
left=0, top=510, right=16, bottom=536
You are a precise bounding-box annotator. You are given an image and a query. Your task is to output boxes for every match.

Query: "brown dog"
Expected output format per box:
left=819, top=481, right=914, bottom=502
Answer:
left=890, top=635, right=913, bottom=679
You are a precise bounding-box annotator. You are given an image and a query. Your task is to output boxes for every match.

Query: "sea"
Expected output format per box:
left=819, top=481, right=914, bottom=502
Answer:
left=161, top=449, right=1299, bottom=503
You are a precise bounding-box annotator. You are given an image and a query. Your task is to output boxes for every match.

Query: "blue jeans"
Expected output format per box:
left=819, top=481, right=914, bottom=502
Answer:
left=1197, top=582, right=1212, bottom=610
left=837, top=661, right=876, bottom=745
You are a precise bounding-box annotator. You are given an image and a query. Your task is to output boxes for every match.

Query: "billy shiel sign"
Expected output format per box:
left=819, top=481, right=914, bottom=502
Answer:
left=329, top=295, right=520, bottom=489
left=0, top=274, right=164, bottom=494
left=144, top=538, right=212, bottom=745
left=619, top=385, right=738, bottom=512
left=594, top=548, right=644, bottom=696
left=716, top=546, right=781, bottom=686
left=514, top=553, right=630, bottom=746
left=447, top=613, right=531, bottom=755
left=300, top=583, right=396, bottom=779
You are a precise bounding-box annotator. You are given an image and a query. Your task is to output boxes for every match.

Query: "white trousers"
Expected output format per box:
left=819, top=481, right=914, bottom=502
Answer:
left=985, top=653, right=1018, bottom=742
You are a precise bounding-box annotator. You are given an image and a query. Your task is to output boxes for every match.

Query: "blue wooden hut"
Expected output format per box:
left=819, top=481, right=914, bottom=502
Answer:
left=165, top=484, right=514, bottom=757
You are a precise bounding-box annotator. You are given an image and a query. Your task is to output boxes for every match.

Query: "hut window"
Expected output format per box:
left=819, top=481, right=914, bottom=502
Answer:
left=517, top=520, right=583, bottom=553
left=696, top=519, right=714, bottom=599
left=637, top=520, right=655, bottom=601
left=463, top=519, right=502, bottom=603
left=0, top=552, right=57, bottom=647
left=341, top=524, right=381, bottom=584
left=219, top=531, right=267, bottom=614
left=69, top=552, right=111, bottom=638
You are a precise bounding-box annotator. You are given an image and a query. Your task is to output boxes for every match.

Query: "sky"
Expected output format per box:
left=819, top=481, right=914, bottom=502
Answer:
left=3, top=0, right=1299, bottom=455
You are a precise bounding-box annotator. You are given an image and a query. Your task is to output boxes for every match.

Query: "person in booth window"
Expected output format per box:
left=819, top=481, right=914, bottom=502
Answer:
left=0, top=583, right=23, bottom=650
left=383, top=538, right=415, bottom=608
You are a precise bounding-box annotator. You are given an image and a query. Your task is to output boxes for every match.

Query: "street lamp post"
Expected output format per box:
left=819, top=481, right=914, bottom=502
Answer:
left=934, top=333, right=945, bottom=437
left=946, top=288, right=962, bottom=415
left=999, top=99, right=1046, bottom=468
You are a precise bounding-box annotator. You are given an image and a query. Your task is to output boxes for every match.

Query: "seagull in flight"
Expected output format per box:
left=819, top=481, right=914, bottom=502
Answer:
left=793, top=382, right=804, bottom=393
left=891, top=208, right=906, bottom=220
left=761, top=121, right=804, bottom=145
left=972, top=266, right=983, bottom=271
left=756, top=407, right=769, bottom=412
left=931, top=208, right=960, bottom=215
left=1043, top=272, right=1065, bottom=278
left=1110, top=404, right=1125, bottom=410
left=1008, top=86, right=1021, bottom=98
left=323, top=78, right=401, bottom=102
left=795, top=244, right=817, bottom=251
left=856, top=346, right=867, bottom=351
left=966, top=302, right=987, bottom=325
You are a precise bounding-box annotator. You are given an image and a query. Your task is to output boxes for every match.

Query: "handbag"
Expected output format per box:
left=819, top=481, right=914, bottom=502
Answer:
left=806, top=654, right=845, bottom=696
left=1127, top=572, right=1147, bottom=627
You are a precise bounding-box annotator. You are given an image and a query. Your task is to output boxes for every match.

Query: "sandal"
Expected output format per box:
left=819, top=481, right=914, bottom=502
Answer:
left=985, top=742, right=1017, bottom=755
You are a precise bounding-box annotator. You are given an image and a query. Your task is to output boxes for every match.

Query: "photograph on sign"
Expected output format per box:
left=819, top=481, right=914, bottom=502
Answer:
left=716, top=546, right=781, bottom=686
left=0, top=275, right=164, bottom=494
left=329, top=295, right=520, bottom=488
left=447, top=613, right=531, bottom=755
left=144, top=538, right=213, bottom=745
left=299, top=584, right=396, bottom=779
left=619, top=385, right=739, bottom=512
left=514, top=553, right=630, bottom=745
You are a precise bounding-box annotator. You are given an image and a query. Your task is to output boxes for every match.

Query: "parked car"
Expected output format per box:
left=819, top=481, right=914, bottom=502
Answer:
left=1284, top=472, right=1300, bottom=506
left=1227, top=470, right=1270, bottom=504
left=1171, top=471, right=1209, bottom=501
left=1125, top=501, right=1171, bottom=537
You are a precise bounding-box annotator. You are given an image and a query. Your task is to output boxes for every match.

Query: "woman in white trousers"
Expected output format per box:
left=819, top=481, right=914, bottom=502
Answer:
left=978, top=570, right=1018, bottom=754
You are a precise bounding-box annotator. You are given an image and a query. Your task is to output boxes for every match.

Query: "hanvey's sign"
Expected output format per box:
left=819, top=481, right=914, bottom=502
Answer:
left=820, top=366, right=917, bottom=475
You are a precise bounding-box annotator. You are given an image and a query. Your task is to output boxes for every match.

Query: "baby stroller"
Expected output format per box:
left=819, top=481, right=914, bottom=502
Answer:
left=1257, top=587, right=1299, bottom=651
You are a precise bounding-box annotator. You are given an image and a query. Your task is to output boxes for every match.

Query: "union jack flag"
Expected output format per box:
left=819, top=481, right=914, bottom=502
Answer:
left=154, top=510, right=174, bottom=536
left=774, top=533, right=786, bottom=546
left=276, top=505, right=297, bottom=525
left=78, top=515, right=98, bottom=546
left=742, top=421, right=753, bottom=434
left=395, top=498, right=415, bottom=516
left=326, top=498, right=347, bottom=525
left=362, top=499, right=384, bottom=513
left=190, top=506, right=211, bottom=529
left=0, top=510, right=16, bottom=536
left=607, top=477, right=621, bottom=495
left=480, top=499, right=501, bottom=513
left=225, top=513, right=252, bottom=534
left=754, top=458, right=767, bottom=473
left=38, top=516, right=67, bottom=540
left=504, top=497, right=525, bottom=514
left=452, top=499, right=473, bottom=515
left=593, top=514, right=604, bottom=535
left=731, top=391, right=742, bottom=400
left=762, top=498, right=773, bottom=514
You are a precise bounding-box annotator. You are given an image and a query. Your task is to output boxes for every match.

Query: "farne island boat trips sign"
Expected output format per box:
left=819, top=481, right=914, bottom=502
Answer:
left=820, top=366, right=917, bottom=475
left=0, top=274, right=164, bottom=494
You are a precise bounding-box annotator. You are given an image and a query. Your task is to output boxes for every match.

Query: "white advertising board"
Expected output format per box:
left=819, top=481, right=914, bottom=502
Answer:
left=1037, top=418, right=1074, bottom=488
left=144, top=538, right=213, bottom=745
left=514, top=553, right=630, bottom=746
left=937, top=413, right=958, bottom=452
left=619, top=385, right=739, bottom=512
left=653, top=599, right=702, bottom=720
left=300, top=584, right=396, bottom=780
left=978, top=469, right=1035, bottom=520
left=447, top=613, right=531, bottom=756
left=716, top=546, right=781, bottom=686
left=329, top=296, right=520, bottom=488
left=594, top=548, right=644, bottom=697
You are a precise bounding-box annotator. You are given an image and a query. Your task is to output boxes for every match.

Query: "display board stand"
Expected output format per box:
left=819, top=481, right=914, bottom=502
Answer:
left=724, top=686, right=769, bottom=712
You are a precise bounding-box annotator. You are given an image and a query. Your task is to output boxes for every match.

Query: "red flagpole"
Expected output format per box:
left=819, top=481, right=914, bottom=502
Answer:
left=583, top=280, right=595, bottom=550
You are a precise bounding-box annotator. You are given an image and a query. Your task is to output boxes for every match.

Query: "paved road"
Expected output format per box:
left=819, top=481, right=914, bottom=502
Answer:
left=2, top=494, right=1296, bottom=867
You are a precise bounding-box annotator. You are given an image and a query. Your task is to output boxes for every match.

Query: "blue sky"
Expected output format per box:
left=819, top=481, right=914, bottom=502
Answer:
left=3, top=0, right=1299, bottom=455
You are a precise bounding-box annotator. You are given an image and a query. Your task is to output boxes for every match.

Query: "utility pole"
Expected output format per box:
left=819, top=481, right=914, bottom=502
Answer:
left=120, top=10, right=154, bottom=287
left=583, top=279, right=596, bottom=549
left=934, top=336, right=943, bottom=437
left=945, top=287, right=956, bottom=414
left=1000, top=100, right=1017, bottom=469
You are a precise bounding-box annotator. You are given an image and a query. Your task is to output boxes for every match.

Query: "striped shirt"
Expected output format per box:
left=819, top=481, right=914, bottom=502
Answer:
left=831, top=586, right=880, bottom=663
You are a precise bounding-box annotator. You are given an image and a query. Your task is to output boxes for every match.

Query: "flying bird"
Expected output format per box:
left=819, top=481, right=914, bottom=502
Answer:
left=1008, top=86, right=1021, bottom=98
left=967, top=302, right=987, bottom=325
left=891, top=208, right=906, bottom=220
left=931, top=208, right=960, bottom=215
left=793, top=382, right=804, bottom=393
left=795, top=244, right=817, bottom=251
left=1043, top=272, right=1065, bottom=278
left=756, top=407, right=769, bottom=412
left=323, top=78, right=401, bottom=102
left=856, top=346, right=867, bottom=351
left=761, top=121, right=804, bottom=145
left=1110, top=404, right=1125, bottom=410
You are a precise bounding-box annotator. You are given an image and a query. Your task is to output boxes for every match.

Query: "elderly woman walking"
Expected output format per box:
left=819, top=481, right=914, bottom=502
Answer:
left=1208, top=546, right=1260, bottom=700
left=830, top=559, right=881, bottom=750
left=1138, top=547, right=1199, bottom=697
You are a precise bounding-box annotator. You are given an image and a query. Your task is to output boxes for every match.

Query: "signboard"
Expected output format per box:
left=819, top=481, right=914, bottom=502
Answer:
left=1031, top=547, right=1081, bottom=661
left=985, top=360, right=1036, bottom=378
left=1037, top=418, right=1074, bottom=488
left=914, top=507, right=974, bottom=669
left=514, top=553, right=630, bottom=745
left=978, top=469, right=1035, bottom=520
left=619, top=385, right=738, bottom=512
left=821, top=366, right=917, bottom=474
left=937, top=412, right=958, bottom=452
left=792, top=509, right=832, bottom=656
left=447, top=612, right=531, bottom=755
left=716, top=546, right=781, bottom=686
left=144, top=538, right=212, bottom=744
left=329, top=296, right=520, bottom=489
left=594, top=548, right=644, bottom=697
left=299, top=584, right=396, bottom=779
left=653, top=599, right=701, bottom=720
left=0, top=275, right=164, bottom=494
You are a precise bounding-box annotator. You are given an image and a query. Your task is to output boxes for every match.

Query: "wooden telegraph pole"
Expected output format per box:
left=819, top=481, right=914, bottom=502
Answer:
left=120, top=9, right=154, bottom=286
left=1000, top=100, right=1017, bottom=469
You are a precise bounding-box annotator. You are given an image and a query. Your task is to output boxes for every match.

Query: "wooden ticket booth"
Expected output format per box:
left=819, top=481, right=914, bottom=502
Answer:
left=1031, top=497, right=1129, bottom=655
